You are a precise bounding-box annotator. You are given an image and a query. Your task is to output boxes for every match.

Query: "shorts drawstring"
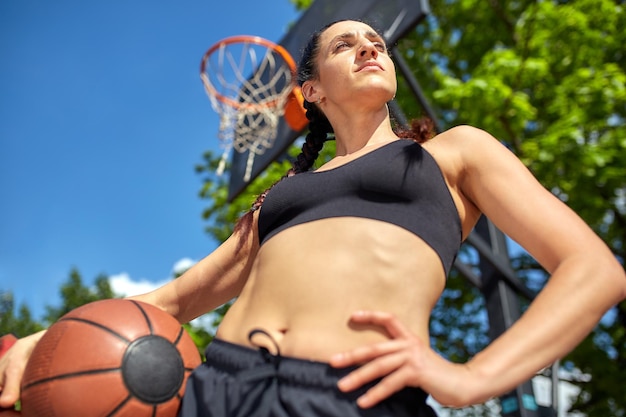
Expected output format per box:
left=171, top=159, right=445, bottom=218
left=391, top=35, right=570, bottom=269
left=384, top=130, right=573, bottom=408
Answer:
left=247, top=328, right=282, bottom=359
left=229, top=329, right=283, bottom=417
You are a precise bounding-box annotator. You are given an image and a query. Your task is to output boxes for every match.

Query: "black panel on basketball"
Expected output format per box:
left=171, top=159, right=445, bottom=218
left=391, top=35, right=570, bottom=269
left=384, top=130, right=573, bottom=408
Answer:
left=122, top=335, right=185, bottom=404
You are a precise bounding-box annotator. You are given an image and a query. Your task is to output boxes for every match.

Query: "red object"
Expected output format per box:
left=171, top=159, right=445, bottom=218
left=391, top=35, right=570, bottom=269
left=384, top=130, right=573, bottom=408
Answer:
left=0, top=334, right=21, bottom=416
left=20, top=299, right=201, bottom=417
left=0, top=334, right=17, bottom=359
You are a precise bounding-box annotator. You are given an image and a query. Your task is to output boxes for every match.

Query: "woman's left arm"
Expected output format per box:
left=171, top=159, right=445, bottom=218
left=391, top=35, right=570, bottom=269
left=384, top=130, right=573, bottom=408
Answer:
left=331, top=125, right=626, bottom=407
left=449, top=125, right=626, bottom=402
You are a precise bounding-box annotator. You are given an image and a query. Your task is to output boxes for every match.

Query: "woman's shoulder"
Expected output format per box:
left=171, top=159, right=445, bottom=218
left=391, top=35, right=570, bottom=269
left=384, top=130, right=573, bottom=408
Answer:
left=428, top=124, right=500, bottom=149
left=420, top=126, right=491, bottom=237
left=420, top=125, right=484, bottom=178
left=424, top=125, right=513, bottom=173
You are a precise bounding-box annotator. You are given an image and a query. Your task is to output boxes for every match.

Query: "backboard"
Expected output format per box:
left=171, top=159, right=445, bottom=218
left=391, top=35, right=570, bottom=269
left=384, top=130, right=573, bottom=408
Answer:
left=227, top=0, right=430, bottom=200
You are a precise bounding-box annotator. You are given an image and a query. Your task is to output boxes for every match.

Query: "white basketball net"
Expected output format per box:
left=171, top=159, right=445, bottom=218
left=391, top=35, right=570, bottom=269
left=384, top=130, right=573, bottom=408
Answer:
left=201, top=38, right=295, bottom=182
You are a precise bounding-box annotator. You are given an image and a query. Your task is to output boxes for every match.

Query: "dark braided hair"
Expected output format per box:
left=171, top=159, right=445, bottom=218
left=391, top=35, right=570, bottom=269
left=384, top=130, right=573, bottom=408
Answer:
left=233, top=20, right=434, bottom=241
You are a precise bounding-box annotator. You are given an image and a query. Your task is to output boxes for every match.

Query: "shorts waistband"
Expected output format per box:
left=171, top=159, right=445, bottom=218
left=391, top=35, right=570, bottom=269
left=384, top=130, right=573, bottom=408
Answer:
left=204, top=338, right=358, bottom=391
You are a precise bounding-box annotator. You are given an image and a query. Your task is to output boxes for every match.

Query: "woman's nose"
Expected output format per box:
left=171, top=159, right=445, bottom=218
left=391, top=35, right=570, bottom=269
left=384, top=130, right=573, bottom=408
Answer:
left=359, top=41, right=378, bottom=59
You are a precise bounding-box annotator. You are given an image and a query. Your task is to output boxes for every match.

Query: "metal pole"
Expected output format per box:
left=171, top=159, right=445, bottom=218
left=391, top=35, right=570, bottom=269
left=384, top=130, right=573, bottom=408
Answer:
left=476, top=216, right=544, bottom=417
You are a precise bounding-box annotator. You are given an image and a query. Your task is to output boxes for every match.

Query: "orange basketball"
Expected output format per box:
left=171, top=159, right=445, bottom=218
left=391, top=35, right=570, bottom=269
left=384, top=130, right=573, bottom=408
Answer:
left=20, top=299, right=201, bottom=417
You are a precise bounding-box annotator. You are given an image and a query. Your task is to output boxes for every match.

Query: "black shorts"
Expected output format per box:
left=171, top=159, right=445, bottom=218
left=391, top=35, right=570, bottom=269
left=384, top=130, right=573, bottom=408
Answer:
left=178, top=338, right=438, bottom=417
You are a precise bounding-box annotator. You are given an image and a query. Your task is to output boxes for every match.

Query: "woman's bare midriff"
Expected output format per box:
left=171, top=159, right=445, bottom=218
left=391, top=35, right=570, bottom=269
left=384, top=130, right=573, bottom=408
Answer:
left=216, top=217, right=447, bottom=361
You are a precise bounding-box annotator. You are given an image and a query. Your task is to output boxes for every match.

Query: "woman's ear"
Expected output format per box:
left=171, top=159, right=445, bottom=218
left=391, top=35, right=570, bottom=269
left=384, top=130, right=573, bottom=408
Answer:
left=301, top=80, right=320, bottom=104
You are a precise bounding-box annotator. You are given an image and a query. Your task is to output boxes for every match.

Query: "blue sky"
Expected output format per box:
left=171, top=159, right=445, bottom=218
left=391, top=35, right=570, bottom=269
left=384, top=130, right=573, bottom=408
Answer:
left=0, top=1, right=300, bottom=319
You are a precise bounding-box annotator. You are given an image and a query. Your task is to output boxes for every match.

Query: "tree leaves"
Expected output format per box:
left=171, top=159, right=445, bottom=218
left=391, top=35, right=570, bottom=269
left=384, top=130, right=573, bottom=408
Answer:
left=396, top=0, right=625, bottom=414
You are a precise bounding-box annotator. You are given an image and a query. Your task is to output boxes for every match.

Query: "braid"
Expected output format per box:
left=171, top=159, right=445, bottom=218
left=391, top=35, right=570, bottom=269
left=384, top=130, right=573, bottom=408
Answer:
left=292, top=102, right=333, bottom=174
left=247, top=102, right=332, bottom=210
left=232, top=99, right=333, bottom=242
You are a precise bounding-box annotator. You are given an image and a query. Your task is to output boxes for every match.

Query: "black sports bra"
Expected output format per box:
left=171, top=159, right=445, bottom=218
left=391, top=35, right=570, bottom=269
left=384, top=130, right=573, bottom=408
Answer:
left=258, top=140, right=462, bottom=276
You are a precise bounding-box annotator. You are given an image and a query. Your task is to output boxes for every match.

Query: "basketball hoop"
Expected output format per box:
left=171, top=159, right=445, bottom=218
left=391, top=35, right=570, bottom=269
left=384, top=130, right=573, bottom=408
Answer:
left=200, top=35, right=307, bottom=182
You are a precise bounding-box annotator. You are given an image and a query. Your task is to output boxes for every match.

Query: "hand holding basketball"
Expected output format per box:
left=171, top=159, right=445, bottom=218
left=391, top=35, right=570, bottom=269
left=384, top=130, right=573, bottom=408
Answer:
left=0, top=332, right=45, bottom=411
left=19, top=299, right=201, bottom=417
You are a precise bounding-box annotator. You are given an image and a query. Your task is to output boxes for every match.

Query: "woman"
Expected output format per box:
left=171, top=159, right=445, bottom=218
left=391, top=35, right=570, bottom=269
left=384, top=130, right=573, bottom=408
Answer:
left=1, top=20, right=625, bottom=416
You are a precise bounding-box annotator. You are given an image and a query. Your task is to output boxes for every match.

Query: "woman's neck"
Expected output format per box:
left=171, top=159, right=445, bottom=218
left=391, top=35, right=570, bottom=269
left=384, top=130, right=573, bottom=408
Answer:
left=330, top=105, right=398, bottom=156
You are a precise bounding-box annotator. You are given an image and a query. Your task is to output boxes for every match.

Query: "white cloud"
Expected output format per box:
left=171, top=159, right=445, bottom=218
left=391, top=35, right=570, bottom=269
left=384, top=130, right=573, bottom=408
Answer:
left=172, top=257, right=197, bottom=275
left=109, top=273, right=170, bottom=297
left=109, top=258, right=197, bottom=297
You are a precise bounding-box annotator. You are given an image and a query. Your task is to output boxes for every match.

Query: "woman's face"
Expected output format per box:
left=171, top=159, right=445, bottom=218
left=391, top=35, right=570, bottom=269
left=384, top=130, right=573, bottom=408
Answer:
left=304, top=20, right=397, bottom=109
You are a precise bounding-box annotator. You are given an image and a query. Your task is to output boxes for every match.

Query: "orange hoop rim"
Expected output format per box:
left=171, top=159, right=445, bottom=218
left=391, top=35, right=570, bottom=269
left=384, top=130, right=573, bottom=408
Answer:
left=200, top=35, right=298, bottom=111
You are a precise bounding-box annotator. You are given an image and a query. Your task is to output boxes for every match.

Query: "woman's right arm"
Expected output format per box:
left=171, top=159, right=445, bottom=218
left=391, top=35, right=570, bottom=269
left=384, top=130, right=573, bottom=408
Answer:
left=130, top=212, right=260, bottom=323
left=0, top=211, right=259, bottom=408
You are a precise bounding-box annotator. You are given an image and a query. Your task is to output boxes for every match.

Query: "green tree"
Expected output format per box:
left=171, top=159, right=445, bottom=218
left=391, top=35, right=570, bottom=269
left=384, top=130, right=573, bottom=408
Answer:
left=43, top=268, right=116, bottom=325
left=0, top=291, right=44, bottom=338
left=1, top=269, right=116, bottom=339
left=1, top=270, right=115, bottom=346
left=397, top=1, right=625, bottom=415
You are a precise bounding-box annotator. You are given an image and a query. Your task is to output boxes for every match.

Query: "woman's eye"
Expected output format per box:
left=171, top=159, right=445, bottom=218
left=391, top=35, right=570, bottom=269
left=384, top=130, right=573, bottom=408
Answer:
left=335, top=42, right=350, bottom=51
left=374, top=42, right=387, bottom=52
